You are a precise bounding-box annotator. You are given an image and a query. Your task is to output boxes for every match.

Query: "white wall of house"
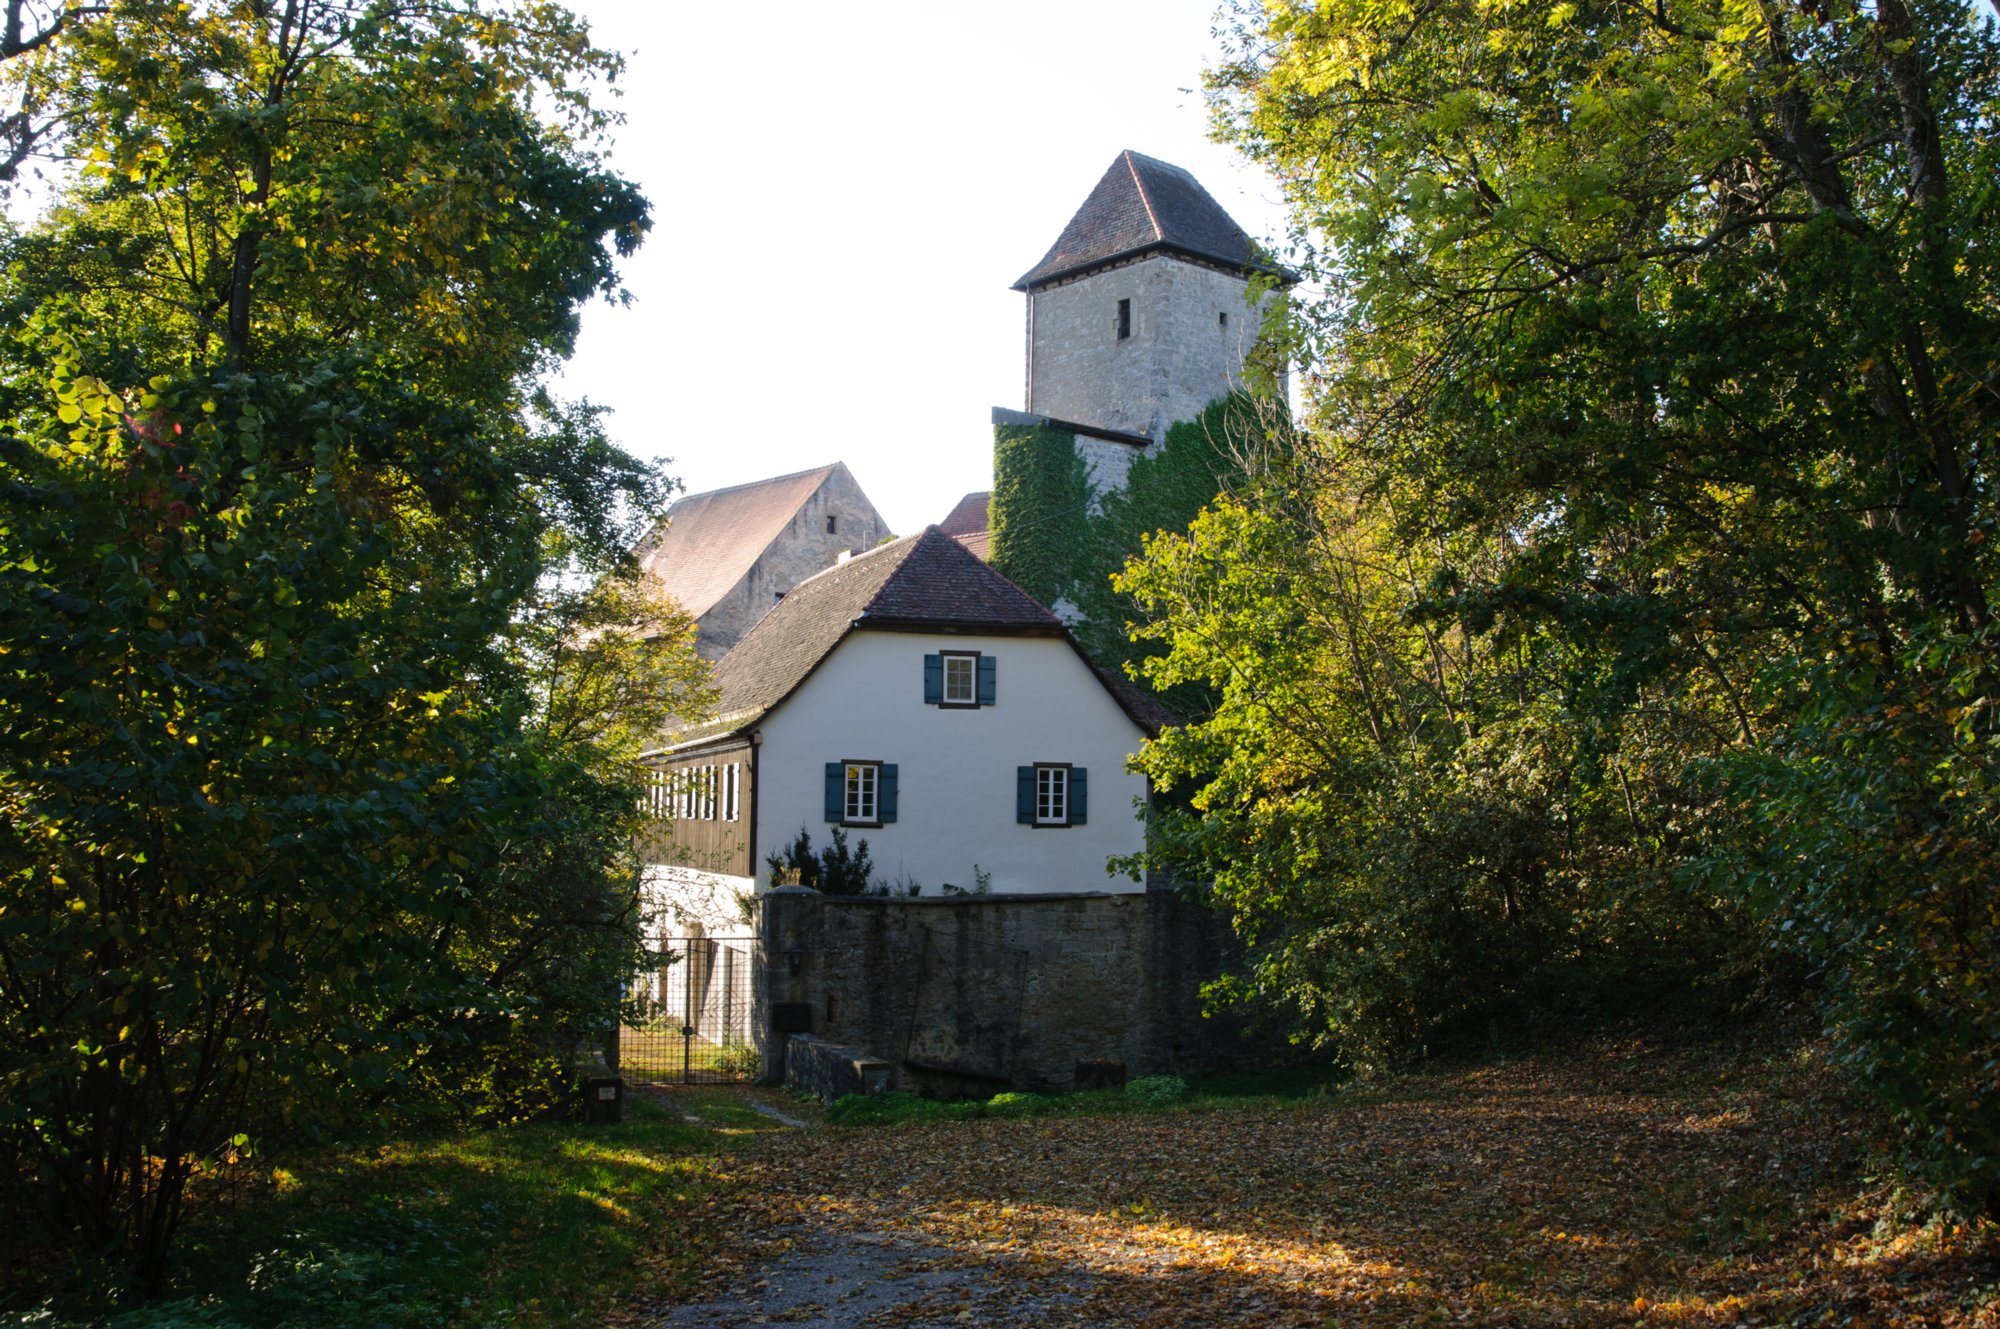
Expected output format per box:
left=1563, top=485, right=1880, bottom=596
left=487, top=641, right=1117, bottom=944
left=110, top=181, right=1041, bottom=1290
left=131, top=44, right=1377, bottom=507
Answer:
left=754, top=630, right=1150, bottom=895
left=640, top=863, right=756, bottom=938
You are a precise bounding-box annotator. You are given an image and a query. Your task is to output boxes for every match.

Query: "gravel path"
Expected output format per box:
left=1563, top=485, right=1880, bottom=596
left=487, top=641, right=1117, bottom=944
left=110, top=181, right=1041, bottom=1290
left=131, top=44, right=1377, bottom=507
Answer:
left=649, top=1225, right=1089, bottom=1328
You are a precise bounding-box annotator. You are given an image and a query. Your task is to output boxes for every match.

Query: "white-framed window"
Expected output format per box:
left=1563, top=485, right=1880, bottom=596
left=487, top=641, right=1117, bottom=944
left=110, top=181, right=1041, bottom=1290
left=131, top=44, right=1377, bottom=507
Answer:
left=942, top=651, right=977, bottom=706
left=825, top=760, right=896, bottom=826
left=1017, top=763, right=1086, bottom=828
left=1035, top=764, right=1068, bottom=825
left=724, top=762, right=739, bottom=822
left=925, top=651, right=992, bottom=708
left=845, top=761, right=878, bottom=824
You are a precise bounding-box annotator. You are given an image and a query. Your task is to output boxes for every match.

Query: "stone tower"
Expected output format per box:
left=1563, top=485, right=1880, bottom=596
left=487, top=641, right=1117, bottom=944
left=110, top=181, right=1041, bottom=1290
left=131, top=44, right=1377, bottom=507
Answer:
left=995, top=150, right=1284, bottom=495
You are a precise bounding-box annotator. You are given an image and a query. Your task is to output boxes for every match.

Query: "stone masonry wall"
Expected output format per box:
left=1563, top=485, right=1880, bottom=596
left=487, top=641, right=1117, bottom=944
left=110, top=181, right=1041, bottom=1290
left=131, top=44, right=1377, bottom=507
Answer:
left=1026, top=254, right=1274, bottom=446
left=694, top=466, right=893, bottom=660
left=755, top=886, right=1263, bottom=1096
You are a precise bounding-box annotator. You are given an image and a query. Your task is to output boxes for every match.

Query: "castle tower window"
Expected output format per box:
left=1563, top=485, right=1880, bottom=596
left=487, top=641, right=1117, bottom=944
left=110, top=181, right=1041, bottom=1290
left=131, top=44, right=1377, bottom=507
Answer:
left=1219, top=311, right=1228, bottom=328
left=1116, top=298, right=1131, bottom=341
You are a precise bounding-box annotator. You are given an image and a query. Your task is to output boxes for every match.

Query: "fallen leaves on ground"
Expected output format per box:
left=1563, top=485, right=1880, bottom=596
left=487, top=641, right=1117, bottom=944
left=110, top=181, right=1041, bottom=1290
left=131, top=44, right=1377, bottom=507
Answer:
left=622, top=1038, right=2000, bottom=1327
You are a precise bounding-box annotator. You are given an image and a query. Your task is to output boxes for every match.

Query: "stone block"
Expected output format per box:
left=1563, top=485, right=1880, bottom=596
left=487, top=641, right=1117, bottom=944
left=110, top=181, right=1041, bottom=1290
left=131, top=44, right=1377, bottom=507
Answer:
left=784, top=1033, right=891, bottom=1102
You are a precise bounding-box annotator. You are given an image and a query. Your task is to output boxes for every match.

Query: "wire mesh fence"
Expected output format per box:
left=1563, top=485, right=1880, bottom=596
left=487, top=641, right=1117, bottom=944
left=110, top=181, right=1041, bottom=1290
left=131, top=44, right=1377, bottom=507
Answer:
left=621, top=935, right=758, bottom=1084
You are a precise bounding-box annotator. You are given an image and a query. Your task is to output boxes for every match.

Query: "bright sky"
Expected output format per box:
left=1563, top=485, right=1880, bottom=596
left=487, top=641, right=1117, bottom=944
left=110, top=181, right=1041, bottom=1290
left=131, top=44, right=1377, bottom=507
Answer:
left=552, top=0, right=1293, bottom=537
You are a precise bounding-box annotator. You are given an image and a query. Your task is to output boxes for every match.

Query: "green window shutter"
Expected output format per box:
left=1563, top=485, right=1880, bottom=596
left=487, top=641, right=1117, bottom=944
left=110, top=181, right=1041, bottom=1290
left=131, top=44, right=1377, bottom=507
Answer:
left=1016, top=766, right=1035, bottom=824
left=879, top=764, right=899, bottom=822
left=923, top=654, right=943, bottom=705
left=1070, top=767, right=1088, bottom=825
left=824, top=763, right=843, bottom=822
left=977, top=655, right=997, bottom=706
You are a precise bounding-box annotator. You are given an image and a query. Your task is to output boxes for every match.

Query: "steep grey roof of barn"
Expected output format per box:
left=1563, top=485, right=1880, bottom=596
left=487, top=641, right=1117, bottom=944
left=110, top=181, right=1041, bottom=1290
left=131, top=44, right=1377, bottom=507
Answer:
left=1013, top=150, right=1271, bottom=290
left=635, top=464, right=843, bottom=620
left=659, top=527, right=1168, bottom=749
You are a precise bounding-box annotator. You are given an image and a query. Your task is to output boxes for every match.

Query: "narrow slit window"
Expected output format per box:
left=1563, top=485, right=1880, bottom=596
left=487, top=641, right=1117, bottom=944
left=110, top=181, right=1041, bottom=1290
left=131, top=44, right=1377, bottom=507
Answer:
left=1116, top=298, right=1132, bottom=340
left=826, top=514, right=838, bottom=534
left=1219, top=311, right=1228, bottom=328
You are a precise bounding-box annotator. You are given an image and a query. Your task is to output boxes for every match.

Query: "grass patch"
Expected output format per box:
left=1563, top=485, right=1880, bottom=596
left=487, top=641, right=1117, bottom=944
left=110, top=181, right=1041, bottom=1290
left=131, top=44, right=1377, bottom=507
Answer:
left=822, top=1063, right=1342, bottom=1128
left=4, top=1097, right=763, bottom=1329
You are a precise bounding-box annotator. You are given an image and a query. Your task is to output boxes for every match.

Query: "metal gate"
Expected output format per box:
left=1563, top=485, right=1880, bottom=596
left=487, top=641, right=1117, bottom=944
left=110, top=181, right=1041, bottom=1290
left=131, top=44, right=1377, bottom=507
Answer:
left=622, top=935, right=757, bottom=1084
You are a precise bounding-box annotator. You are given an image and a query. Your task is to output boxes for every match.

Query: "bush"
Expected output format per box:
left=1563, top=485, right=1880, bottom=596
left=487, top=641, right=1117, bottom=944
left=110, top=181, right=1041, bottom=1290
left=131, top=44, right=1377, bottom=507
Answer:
left=1701, top=632, right=2000, bottom=1214
left=1125, top=1076, right=1190, bottom=1106
left=765, top=826, right=875, bottom=895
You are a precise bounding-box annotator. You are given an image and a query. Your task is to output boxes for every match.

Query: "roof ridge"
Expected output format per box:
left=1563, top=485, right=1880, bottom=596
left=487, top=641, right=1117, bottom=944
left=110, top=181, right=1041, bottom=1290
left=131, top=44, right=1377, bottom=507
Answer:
left=784, top=528, right=917, bottom=594
left=676, top=461, right=839, bottom=506
left=1124, top=149, right=1164, bottom=243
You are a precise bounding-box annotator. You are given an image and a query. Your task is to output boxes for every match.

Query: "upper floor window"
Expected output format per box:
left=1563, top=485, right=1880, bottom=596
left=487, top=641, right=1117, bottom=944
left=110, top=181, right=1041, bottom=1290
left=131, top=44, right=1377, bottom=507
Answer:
left=925, top=652, right=994, bottom=708
left=826, top=514, right=838, bottom=534
left=943, top=653, right=975, bottom=704
left=1116, top=298, right=1132, bottom=341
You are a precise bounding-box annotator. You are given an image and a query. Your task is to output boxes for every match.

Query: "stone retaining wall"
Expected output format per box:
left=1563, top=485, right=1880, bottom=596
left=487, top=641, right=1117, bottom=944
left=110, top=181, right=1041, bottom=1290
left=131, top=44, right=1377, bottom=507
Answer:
left=755, top=886, right=1259, bottom=1095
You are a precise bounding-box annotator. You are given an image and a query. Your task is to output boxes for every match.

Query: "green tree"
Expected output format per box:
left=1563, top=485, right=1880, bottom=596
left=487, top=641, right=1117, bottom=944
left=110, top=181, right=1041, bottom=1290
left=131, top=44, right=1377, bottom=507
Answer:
left=1118, top=466, right=1745, bottom=1069
left=1175, top=0, right=2000, bottom=1204
left=1074, top=393, right=1280, bottom=680
left=0, top=0, right=694, bottom=1290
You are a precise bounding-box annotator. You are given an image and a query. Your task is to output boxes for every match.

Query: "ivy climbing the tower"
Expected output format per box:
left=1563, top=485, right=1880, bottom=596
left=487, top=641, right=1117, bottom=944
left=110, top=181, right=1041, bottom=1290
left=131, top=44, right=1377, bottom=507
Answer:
left=989, top=420, right=1092, bottom=611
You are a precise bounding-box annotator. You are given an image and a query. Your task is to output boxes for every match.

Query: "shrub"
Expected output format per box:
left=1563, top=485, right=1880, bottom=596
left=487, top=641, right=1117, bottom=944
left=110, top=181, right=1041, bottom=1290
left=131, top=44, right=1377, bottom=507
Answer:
left=1126, top=1076, right=1190, bottom=1106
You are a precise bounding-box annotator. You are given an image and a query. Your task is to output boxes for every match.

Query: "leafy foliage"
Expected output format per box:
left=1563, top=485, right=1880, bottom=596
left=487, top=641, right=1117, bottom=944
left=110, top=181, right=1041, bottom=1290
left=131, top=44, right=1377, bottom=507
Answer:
left=1123, top=1075, right=1190, bottom=1106
left=1119, top=485, right=1747, bottom=1070
left=0, top=0, right=699, bottom=1293
left=0, top=1098, right=758, bottom=1327
left=1698, top=629, right=2000, bottom=1205
left=1072, top=394, right=1281, bottom=677
left=1146, top=0, right=2000, bottom=1207
left=989, top=394, right=1282, bottom=686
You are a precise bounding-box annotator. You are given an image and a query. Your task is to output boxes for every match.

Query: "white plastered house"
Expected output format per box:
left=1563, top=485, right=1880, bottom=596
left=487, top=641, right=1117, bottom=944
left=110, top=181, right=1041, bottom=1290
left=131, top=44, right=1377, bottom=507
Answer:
left=638, top=526, right=1169, bottom=936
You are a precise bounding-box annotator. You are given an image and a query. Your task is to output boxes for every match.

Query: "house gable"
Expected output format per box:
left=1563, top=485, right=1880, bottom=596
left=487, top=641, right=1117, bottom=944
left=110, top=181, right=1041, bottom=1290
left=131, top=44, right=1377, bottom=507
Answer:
left=653, top=526, right=1162, bottom=754
left=754, top=627, right=1150, bottom=895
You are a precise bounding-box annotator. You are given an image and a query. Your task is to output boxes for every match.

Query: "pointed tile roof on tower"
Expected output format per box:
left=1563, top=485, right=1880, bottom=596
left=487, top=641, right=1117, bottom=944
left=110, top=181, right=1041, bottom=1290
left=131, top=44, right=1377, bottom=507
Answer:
left=1013, top=150, right=1272, bottom=291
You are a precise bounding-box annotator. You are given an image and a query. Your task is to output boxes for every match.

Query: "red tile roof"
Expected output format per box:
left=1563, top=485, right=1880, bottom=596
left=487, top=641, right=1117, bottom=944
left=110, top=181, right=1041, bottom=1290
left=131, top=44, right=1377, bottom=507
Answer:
left=938, top=490, right=990, bottom=538
left=658, top=528, right=1169, bottom=749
